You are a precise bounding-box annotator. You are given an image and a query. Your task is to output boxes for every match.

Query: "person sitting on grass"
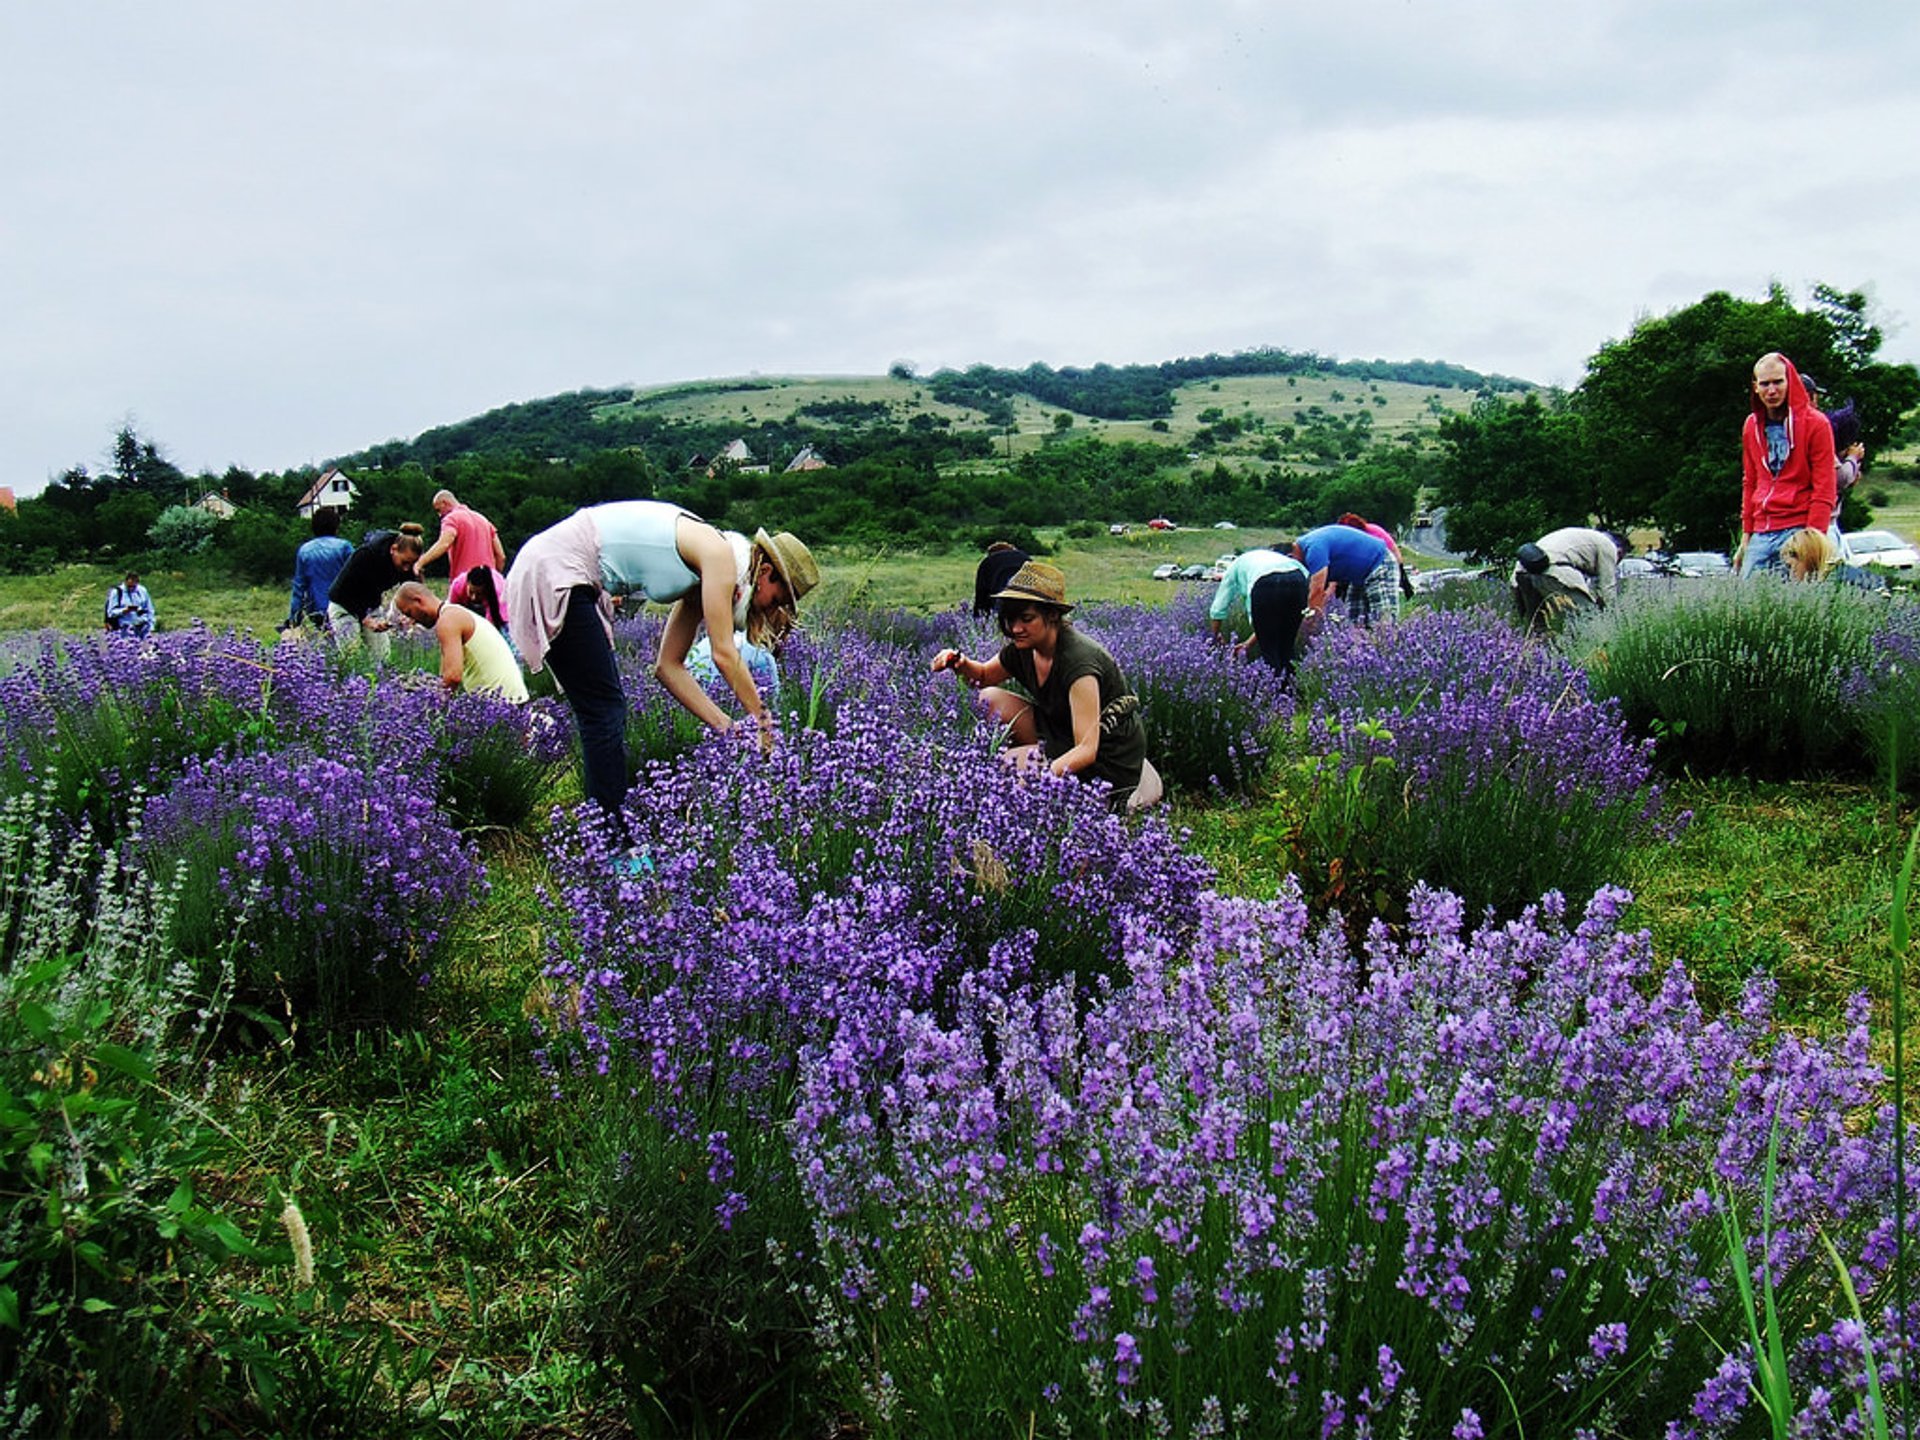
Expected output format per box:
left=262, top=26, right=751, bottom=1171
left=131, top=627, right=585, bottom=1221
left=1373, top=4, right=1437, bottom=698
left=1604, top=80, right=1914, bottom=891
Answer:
left=931, top=560, right=1162, bottom=812
left=104, top=570, right=156, bottom=637
left=392, top=582, right=528, bottom=702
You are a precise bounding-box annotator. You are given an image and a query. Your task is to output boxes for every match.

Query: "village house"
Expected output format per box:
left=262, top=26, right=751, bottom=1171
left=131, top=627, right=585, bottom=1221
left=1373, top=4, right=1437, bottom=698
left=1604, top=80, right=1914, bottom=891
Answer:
left=296, top=467, right=357, bottom=518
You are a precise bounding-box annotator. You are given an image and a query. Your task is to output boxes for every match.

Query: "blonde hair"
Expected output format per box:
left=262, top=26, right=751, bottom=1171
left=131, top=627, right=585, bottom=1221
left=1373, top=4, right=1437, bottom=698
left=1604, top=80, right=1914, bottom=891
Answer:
left=1780, top=527, right=1835, bottom=582
left=743, top=545, right=793, bottom=651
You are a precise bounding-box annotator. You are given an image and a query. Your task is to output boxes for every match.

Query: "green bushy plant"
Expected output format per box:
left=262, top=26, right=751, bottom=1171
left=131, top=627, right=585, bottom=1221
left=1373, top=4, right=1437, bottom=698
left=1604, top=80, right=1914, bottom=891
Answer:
left=1574, top=581, right=1883, bottom=776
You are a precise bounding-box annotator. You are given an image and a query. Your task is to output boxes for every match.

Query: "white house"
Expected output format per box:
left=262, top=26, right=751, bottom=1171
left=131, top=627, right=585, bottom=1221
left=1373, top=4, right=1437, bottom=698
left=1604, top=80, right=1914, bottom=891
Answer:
left=296, top=468, right=357, bottom=518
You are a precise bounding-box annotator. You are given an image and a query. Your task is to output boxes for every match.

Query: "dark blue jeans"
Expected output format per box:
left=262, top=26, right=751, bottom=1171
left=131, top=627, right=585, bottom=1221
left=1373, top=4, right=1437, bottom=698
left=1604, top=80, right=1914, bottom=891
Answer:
left=1250, top=569, right=1311, bottom=680
left=543, top=586, right=630, bottom=822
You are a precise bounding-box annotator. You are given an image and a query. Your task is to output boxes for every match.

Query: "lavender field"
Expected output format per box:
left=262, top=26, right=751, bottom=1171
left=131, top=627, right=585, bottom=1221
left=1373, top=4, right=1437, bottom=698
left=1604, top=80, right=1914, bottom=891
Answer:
left=3, top=582, right=1918, bottom=1439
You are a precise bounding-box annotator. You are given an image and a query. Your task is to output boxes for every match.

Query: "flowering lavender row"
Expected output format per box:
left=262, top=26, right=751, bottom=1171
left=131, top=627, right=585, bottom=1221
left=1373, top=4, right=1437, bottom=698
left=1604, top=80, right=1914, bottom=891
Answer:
left=787, top=883, right=1916, bottom=1436
left=1287, top=607, right=1677, bottom=917
left=0, top=624, right=571, bottom=835
left=139, top=747, right=483, bottom=1024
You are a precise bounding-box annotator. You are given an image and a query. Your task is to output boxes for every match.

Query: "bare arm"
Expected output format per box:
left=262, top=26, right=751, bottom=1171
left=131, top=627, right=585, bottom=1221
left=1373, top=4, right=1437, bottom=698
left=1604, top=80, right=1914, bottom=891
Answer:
left=652, top=519, right=766, bottom=736
left=932, top=647, right=1010, bottom=689
left=1050, top=675, right=1103, bottom=778
left=491, top=530, right=507, bottom=570
left=436, top=611, right=467, bottom=689
left=417, top=516, right=459, bottom=573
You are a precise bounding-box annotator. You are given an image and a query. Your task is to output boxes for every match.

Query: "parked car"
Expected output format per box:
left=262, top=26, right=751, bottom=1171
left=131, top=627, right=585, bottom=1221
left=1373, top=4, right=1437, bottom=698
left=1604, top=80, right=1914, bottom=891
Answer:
left=1414, top=567, right=1464, bottom=593
left=1212, top=520, right=1238, bottom=530
left=1215, top=553, right=1239, bottom=569
left=1178, top=563, right=1212, bottom=581
left=1672, top=550, right=1733, bottom=579
left=1151, top=562, right=1181, bottom=581
left=1109, top=522, right=1130, bottom=536
left=1842, top=529, right=1920, bottom=570
left=1617, top=555, right=1659, bottom=580
left=1148, top=517, right=1177, bottom=531
left=1205, top=567, right=1227, bottom=583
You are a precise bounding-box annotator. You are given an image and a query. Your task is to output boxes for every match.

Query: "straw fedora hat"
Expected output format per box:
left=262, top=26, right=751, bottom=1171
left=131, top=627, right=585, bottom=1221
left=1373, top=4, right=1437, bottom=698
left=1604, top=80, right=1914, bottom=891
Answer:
left=991, top=560, right=1074, bottom=612
left=753, top=529, right=820, bottom=603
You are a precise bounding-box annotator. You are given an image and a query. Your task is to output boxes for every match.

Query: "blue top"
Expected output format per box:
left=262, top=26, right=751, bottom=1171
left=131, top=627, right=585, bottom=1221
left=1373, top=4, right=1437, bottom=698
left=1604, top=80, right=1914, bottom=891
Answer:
left=288, top=535, right=354, bottom=625
left=1295, top=525, right=1390, bottom=586
left=105, top=582, right=156, bottom=636
left=1208, top=549, right=1308, bottom=623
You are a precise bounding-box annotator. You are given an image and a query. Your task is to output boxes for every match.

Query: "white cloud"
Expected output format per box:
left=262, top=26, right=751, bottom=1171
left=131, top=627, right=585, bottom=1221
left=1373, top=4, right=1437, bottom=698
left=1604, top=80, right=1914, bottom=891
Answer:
left=2, top=0, right=1917, bottom=491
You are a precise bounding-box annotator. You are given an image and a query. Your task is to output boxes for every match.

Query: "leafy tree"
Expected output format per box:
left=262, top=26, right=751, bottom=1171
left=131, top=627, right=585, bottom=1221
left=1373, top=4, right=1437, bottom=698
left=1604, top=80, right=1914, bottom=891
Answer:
left=147, top=505, right=220, bottom=555
left=1434, top=393, right=1593, bottom=562
left=1575, top=284, right=1919, bottom=548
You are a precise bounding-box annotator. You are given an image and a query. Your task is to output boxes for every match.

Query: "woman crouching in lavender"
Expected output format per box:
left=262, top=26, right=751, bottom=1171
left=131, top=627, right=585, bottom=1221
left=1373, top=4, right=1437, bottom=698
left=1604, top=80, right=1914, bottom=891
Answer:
left=931, top=560, right=1162, bottom=812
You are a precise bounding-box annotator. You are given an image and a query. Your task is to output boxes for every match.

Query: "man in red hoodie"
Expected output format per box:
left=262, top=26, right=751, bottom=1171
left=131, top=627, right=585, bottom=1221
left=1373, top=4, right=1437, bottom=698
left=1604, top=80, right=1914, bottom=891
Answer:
left=1738, top=352, right=1836, bottom=578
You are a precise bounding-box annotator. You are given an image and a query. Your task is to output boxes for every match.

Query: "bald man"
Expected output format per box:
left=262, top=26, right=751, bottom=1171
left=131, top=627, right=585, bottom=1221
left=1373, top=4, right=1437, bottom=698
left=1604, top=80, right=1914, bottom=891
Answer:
left=393, top=582, right=528, bottom=702
left=1738, top=352, right=1836, bottom=578
left=416, top=489, right=507, bottom=580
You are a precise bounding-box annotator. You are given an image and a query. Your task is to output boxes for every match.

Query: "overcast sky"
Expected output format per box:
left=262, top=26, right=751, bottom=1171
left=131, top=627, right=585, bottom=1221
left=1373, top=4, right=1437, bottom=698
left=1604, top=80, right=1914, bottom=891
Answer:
left=3, top=1, right=1916, bottom=495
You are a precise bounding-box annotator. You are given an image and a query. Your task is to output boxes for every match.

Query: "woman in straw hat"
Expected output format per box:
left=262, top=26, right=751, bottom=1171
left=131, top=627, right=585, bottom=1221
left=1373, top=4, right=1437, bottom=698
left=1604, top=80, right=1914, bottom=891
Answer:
left=932, top=560, right=1161, bottom=811
left=506, top=501, right=818, bottom=818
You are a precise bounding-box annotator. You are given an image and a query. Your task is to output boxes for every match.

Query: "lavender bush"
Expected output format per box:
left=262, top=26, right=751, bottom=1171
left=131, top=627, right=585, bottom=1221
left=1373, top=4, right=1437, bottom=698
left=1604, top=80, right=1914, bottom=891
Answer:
left=1574, top=580, right=1884, bottom=777
left=139, top=748, right=482, bottom=1026
left=1079, top=593, right=1289, bottom=795
left=536, top=720, right=1212, bottom=1425
left=0, top=627, right=282, bottom=839
left=791, top=884, right=1917, bottom=1438
left=1843, top=603, right=1920, bottom=797
left=1283, top=608, right=1675, bottom=920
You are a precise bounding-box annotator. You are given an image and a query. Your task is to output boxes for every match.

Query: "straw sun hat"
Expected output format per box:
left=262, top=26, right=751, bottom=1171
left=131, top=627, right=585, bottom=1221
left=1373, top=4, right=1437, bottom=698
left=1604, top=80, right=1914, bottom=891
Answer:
left=990, top=560, right=1074, bottom=612
left=752, top=529, right=820, bottom=603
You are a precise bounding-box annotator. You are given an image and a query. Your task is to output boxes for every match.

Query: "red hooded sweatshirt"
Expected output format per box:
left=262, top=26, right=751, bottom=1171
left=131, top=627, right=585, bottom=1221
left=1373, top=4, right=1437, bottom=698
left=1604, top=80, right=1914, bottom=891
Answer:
left=1741, top=355, right=1836, bottom=535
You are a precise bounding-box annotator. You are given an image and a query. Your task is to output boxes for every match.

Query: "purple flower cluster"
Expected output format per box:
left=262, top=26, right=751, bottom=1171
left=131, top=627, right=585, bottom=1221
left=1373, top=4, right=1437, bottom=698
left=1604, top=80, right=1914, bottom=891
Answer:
left=1289, top=607, right=1676, bottom=916
left=1842, top=604, right=1920, bottom=792
left=1076, top=597, right=1290, bottom=794
left=139, top=747, right=482, bottom=1023
left=787, top=882, right=1916, bottom=1434
left=536, top=716, right=1211, bottom=1129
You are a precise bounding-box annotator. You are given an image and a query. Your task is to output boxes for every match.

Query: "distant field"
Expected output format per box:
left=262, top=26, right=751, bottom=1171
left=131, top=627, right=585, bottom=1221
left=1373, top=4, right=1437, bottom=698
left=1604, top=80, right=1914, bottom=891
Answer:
left=0, top=532, right=1307, bottom=641
left=608, top=369, right=1479, bottom=474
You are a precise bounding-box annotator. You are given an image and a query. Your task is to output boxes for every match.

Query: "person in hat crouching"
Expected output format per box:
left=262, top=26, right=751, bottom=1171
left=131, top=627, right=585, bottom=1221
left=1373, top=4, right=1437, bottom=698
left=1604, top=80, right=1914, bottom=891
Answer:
left=506, top=501, right=818, bottom=820
left=1511, top=527, right=1626, bottom=633
left=931, top=560, right=1162, bottom=812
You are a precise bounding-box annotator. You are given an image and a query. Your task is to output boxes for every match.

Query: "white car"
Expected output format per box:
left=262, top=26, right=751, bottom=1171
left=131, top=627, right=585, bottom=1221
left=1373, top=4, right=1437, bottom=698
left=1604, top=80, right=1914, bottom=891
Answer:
left=1213, top=520, right=1238, bottom=530
left=1151, top=562, right=1181, bottom=581
left=1842, top=530, right=1920, bottom=570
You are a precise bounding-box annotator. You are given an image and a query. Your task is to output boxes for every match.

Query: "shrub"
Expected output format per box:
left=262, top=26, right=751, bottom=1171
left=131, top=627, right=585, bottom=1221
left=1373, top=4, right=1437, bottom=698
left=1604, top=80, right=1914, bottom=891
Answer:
left=793, top=884, right=1914, bottom=1438
left=1843, top=604, right=1920, bottom=796
left=0, top=783, right=381, bottom=1435
left=138, top=748, right=482, bottom=1027
left=0, top=629, right=284, bottom=841
left=1282, top=607, right=1675, bottom=921
left=1574, top=580, right=1884, bottom=776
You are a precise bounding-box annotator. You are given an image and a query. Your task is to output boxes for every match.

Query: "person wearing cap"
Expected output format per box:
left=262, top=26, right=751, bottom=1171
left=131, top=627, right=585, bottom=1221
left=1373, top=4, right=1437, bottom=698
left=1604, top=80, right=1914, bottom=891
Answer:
left=1511, top=527, right=1626, bottom=632
left=392, top=582, right=529, bottom=702
left=505, top=500, right=818, bottom=818
left=931, top=560, right=1160, bottom=812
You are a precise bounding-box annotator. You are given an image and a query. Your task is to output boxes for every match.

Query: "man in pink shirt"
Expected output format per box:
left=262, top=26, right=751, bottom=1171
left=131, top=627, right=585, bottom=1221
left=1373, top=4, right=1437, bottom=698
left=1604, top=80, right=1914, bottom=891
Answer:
left=417, top=489, right=507, bottom=580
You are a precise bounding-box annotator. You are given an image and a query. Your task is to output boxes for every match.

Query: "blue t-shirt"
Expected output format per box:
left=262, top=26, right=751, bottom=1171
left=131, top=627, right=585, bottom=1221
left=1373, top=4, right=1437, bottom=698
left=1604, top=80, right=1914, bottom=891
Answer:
left=1765, top=419, right=1791, bottom=476
left=1295, top=525, right=1390, bottom=586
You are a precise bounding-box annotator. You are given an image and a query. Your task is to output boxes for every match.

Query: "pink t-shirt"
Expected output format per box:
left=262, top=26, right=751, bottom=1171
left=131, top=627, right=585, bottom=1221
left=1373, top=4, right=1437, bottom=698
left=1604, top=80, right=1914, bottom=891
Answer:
left=438, top=505, right=502, bottom=579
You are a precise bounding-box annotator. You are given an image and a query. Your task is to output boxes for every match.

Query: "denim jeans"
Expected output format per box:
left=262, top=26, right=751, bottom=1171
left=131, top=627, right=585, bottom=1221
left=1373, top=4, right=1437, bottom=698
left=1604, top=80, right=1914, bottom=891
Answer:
left=1740, top=527, right=1798, bottom=578
left=543, top=586, right=630, bottom=820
